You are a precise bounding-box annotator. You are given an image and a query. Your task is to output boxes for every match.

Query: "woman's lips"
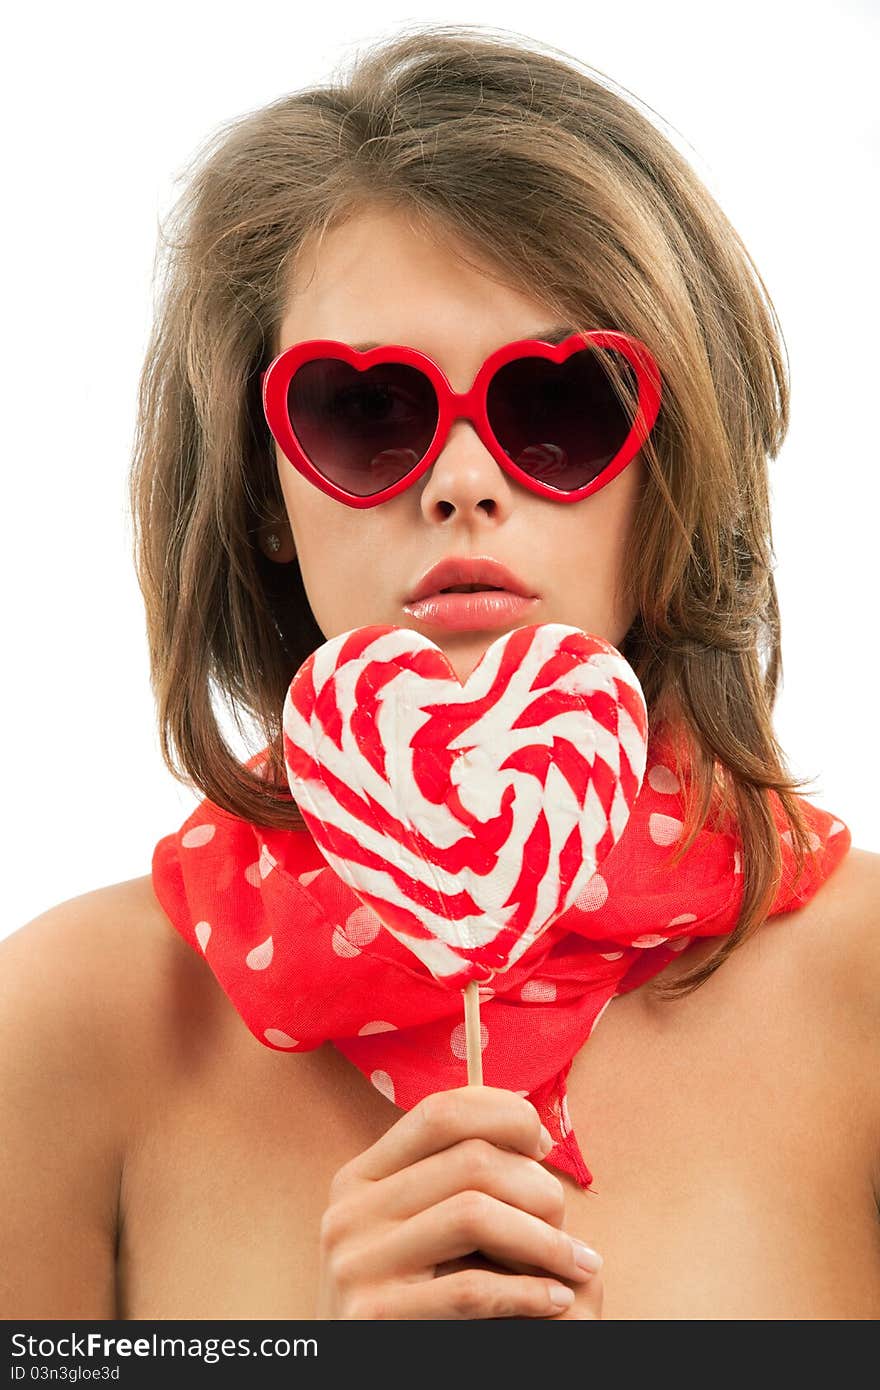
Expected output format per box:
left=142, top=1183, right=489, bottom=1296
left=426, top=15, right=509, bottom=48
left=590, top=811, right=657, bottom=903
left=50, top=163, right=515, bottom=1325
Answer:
left=402, top=590, right=540, bottom=631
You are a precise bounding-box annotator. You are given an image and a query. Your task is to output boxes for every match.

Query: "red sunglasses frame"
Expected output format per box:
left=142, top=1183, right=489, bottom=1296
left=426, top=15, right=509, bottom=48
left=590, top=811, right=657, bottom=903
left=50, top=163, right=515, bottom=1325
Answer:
left=260, top=330, right=662, bottom=508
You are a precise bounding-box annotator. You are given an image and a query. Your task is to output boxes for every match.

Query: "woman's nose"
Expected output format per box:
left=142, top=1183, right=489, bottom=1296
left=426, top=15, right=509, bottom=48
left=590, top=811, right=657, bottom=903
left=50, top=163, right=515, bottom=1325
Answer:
left=418, top=419, right=515, bottom=523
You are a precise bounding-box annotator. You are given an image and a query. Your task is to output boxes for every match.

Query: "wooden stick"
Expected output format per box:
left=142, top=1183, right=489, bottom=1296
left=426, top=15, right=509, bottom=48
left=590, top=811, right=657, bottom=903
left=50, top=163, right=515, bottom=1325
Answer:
left=463, top=979, right=483, bottom=1085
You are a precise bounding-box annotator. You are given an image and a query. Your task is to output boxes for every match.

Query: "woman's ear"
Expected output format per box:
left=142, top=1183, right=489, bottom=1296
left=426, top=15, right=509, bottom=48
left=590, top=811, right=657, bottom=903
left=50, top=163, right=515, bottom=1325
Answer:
left=255, top=516, right=297, bottom=564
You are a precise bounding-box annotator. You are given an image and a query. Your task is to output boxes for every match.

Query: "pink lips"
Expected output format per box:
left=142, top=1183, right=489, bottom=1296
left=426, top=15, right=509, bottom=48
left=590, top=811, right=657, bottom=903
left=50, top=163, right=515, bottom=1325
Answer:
left=402, top=556, right=539, bottom=632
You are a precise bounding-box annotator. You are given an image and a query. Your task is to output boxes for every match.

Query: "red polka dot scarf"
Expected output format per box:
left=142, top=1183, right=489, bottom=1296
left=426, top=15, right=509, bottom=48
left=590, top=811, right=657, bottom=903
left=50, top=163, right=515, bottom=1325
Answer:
left=151, top=726, right=851, bottom=1190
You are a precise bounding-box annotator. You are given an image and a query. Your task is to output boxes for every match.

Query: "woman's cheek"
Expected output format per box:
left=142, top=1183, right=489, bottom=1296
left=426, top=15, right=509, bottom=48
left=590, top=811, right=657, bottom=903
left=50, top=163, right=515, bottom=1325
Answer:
left=296, top=538, right=380, bottom=638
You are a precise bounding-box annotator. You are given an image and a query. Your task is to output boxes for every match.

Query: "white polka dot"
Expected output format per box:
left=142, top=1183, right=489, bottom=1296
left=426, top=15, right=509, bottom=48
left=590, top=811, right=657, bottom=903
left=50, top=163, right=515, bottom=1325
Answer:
left=591, top=998, right=614, bottom=1034
left=244, top=861, right=262, bottom=887
left=599, top=950, right=624, bottom=961
left=667, top=913, right=698, bottom=928
left=182, top=824, right=216, bottom=849
left=668, top=936, right=692, bottom=952
left=371, top=1070, right=395, bottom=1102
left=264, top=1028, right=298, bottom=1048
left=194, top=921, right=211, bottom=952
left=574, top=872, right=608, bottom=912
left=450, top=1021, right=489, bottom=1060
left=781, top=829, right=822, bottom=853
left=258, top=843, right=278, bottom=879
left=631, top=933, right=668, bottom=948
left=358, top=1020, right=397, bottom=1035
left=521, top=979, right=557, bottom=1002
left=733, top=849, right=742, bottom=874
left=298, top=869, right=323, bottom=886
left=649, top=813, right=683, bottom=846
left=246, top=936, right=274, bottom=970
left=648, top=764, right=680, bottom=795
left=329, top=908, right=382, bottom=957
left=829, top=819, right=845, bottom=836
left=332, top=927, right=361, bottom=958
left=343, top=907, right=382, bottom=948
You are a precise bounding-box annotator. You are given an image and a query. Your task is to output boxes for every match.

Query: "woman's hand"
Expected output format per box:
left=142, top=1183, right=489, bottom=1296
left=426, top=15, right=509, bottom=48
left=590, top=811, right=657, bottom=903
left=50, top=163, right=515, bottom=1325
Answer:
left=315, top=1085, right=604, bottom=1319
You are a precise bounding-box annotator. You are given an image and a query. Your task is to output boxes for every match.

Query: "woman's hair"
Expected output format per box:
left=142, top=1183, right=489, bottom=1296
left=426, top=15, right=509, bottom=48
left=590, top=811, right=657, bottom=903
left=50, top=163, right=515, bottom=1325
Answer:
left=130, top=21, right=820, bottom=1000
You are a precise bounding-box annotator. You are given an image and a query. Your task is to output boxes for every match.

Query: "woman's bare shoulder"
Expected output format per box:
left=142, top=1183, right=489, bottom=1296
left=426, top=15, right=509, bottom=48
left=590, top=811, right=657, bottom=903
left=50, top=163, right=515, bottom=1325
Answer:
left=4, top=872, right=203, bottom=986
left=780, top=844, right=880, bottom=998
left=803, top=844, right=880, bottom=966
left=0, top=875, right=231, bottom=1090
left=795, top=845, right=880, bottom=1130
left=0, top=876, right=209, bottom=1317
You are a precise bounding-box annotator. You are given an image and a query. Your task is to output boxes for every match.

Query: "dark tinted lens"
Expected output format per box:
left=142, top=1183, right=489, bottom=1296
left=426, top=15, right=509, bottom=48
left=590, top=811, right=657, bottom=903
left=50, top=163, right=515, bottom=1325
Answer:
left=288, top=359, right=438, bottom=497
left=486, top=347, right=638, bottom=491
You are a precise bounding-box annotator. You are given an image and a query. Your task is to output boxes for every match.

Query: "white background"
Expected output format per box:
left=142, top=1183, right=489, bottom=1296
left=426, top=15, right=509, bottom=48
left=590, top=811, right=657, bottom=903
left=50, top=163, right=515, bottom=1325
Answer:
left=2, top=0, right=877, bottom=939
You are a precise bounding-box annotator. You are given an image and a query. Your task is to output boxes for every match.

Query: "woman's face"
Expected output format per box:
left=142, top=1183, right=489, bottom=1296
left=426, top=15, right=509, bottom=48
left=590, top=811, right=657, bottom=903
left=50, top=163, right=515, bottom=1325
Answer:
left=272, top=205, right=645, bottom=682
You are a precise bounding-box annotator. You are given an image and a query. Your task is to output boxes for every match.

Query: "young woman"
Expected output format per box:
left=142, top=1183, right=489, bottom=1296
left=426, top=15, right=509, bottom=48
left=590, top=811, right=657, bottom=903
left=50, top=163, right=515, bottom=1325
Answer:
left=2, top=26, right=878, bottom=1321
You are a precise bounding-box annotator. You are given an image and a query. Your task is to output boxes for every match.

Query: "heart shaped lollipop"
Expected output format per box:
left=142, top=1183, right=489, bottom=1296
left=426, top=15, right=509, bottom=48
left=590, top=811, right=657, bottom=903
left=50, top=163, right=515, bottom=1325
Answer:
left=283, top=622, right=648, bottom=988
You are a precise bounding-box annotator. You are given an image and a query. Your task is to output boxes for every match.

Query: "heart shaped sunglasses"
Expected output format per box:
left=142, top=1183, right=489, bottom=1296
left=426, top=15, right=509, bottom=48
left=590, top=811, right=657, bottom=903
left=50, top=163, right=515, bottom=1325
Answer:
left=260, top=330, right=661, bottom=508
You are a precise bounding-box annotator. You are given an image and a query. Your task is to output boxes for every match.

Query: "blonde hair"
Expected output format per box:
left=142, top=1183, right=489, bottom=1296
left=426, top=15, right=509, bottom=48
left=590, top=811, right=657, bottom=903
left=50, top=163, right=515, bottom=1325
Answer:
left=130, top=22, right=819, bottom=999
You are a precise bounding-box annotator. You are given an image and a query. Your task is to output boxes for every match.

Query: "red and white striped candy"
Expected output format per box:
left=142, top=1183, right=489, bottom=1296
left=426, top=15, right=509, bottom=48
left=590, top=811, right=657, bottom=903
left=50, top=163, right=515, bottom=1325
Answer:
left=282, top=623, right=648, bottom=985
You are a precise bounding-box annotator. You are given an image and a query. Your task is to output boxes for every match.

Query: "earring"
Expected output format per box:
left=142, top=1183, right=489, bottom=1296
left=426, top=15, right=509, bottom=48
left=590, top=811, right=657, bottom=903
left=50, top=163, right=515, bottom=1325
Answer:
left=257, top=519, right=296, bottom=563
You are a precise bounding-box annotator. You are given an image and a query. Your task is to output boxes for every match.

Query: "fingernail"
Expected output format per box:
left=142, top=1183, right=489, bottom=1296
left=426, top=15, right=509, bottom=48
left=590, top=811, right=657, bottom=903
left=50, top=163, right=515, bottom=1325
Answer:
left=538, top=1124, right=554, bottom=1156
left=571, top=1239, right=603, bottom=1274
left=549, top=1284, right=575, bottom=1310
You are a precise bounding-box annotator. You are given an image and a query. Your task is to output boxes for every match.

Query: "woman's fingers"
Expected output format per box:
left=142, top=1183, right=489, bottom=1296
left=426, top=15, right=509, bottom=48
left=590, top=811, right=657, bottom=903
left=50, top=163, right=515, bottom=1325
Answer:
left=341, top=1086, right=552, bottom=1186
left=316, top=1083, right=604, bottom=1320
left=336, top=1189, right=599, bottom=1286
left=339, top=1269, right=580, bottom=1320
left=356, top=1136, right=567, bottom=1228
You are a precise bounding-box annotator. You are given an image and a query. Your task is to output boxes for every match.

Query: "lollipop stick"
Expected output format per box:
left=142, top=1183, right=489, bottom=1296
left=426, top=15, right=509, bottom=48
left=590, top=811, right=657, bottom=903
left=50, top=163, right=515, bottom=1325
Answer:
left=463, top=980, right=483, bottom=1085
